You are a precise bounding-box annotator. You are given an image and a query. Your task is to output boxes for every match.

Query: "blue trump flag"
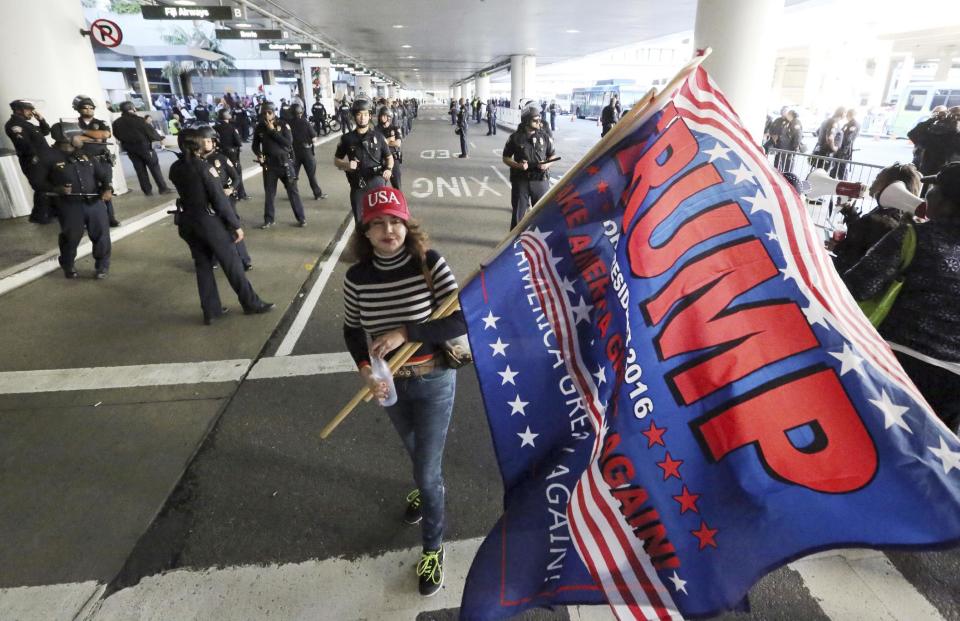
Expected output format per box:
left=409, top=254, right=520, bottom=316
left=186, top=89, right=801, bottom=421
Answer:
left=458, top=61, right=960, bottom=620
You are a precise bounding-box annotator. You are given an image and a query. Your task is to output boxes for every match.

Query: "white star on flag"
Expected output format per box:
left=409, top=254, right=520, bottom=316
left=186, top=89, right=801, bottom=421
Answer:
left=869, top=389, right=912, bottom=434
left=668, top=572, right=688, bottom=595
left=704, top=143, right=731, bottom=163
left=829, top=343, right=865, bottom=376
left=508, top=395, right=529, bottom=416
left=728, top=163, right=755, bottom=186
left=498, top=365, right=518, bottom=386
left=482, top=311, right=500, bottom=330
left=802, top=302, right=830, bottom=329
left=741, top=190, right=769, bottom=215
left=929, top=436, right=960, bottom=475
left=593, top=364, right=606, bottom=385
left=527, top=227, right=552, bottom=243
left=546, top=251, right=564, bottom=271
left=559, top=276, right=577, bottom=295
left=780, top=261, right=802, bottom=285
left=489, top=338, right=509, bottom=357
left=518, top=426, right=539, bottom=448
left=570, top=296, right=592, bottom=325
left=765, top=231, right=779, bottom=241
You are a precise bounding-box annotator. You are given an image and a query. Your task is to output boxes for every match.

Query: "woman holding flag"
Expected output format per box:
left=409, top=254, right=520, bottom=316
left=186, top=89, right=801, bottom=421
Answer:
left=341, top=186, right=466, bottom=597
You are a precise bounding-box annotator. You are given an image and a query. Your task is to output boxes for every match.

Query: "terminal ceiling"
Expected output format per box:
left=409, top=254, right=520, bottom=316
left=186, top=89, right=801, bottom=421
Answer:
left=248, top=0, right=700, bottom=91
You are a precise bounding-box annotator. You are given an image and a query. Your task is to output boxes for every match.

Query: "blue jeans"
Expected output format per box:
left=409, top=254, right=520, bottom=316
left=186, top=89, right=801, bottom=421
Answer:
left=385, top=367, right=456, bottom=550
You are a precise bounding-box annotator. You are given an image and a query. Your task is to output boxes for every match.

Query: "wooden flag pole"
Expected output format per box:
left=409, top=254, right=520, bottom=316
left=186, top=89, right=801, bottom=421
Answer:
left=320, top=293, right=461, bottom=439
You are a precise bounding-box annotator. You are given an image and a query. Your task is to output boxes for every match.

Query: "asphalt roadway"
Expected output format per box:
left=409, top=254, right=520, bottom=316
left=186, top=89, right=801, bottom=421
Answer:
left=0, top=108, right=956, bottom=621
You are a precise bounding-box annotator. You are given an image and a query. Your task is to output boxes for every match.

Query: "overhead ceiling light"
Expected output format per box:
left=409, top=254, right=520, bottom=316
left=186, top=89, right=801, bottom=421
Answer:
left=392, top=24, right=404, bottom=29
left=173, top=0, right=197, bottom=5
left=406, top=55, right=415, bottom=59
left=234, top=23, right=255, bottom=28
left=565, top=29, right=580, bottom=34
left=401, top=44, right=412, bottom=49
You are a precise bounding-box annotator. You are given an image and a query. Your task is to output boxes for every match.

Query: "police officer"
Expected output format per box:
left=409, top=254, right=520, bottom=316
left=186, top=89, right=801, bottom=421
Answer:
left=832, top=109, right=861, bottom=180
left=599, top=97, right=617, bottom=137
left=112, top=101, right=172, bottom=196
left=287, top=103, right=327, bottom=200
left=234, top=104, right=251, bottom=142
left=812, top=107, right=845, bottom=170
left=4, top=99, right=53, bottom=223
left=193, top=126, right=252, bottom=271
left=456, top=98, right=469, bottom=158
left=337, top=98, right=352, bottom=136
left=485, top=98, right=498, bottom=136
left=376, top=106, right=403, bottom=190
left=311, top=99, right=329, bottom=135
left=73, top=95, right=121, bottom=227
left=502, top=106, right=557, bottom=229
left=252, top=103, right=307, bottom=228
left=334, top=98, right=393, bottom=223
left=548, top=100, right=558, bottom=132
left=194, top=104, right=211, bottom=125
left=29, top=122, right=112, bottom=279
left=169, top=128, right=273, bottom=325
left=213, top=108, right=249, bottom=200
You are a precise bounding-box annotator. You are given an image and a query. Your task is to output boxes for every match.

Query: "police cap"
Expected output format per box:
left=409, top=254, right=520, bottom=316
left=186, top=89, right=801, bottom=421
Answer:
left=72, top=95, right=96, bottom=112
left=351, top=98, right=372, bottom=114
left=9, top=99, right=35, bottom=112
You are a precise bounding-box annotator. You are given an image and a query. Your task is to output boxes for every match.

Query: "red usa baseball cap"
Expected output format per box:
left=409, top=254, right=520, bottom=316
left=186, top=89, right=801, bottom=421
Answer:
left=361, top=186, right=410, bottom=225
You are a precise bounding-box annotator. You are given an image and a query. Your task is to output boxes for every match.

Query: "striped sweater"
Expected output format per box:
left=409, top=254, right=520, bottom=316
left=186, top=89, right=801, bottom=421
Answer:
left=342, top=248, right=466, bottom=368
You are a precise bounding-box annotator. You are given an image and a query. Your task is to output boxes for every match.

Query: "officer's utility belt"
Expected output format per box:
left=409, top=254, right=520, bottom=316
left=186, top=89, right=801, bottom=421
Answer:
left=394, top=354, right=445, bottom=378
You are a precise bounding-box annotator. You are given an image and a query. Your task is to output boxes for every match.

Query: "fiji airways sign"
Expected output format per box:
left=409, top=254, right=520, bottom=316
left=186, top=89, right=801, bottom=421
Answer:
left=141, top=6, right=239, bottom=20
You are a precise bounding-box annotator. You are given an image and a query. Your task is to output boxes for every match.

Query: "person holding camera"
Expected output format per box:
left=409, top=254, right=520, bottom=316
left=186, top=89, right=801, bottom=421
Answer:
left=252, top=103, right=306, bottom=229
left=169, top=128, right=273, bottom=325
left=30, top=122, right=113, bottom=279
left=334, top=98, right=393, bottom=224
left=112, top=101, right=171, bottom=196
left=5, top=99, right=54, bottom=223
left=502, top=106, right=557, bottom=229
left=909, top=106, right=960, bottom=196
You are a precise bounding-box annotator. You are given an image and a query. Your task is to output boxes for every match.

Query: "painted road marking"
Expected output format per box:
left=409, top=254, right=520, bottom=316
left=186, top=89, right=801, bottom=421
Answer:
left=248, top=352, right=356, bottom=379
left=0, top=134, right=342, bottom=298
left=274, top=218, right=355, bottom=357
left=491, top=164, right=512, bottom=190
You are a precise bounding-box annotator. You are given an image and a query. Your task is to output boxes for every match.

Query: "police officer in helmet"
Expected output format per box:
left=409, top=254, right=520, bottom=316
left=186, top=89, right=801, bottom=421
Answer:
left=73, top=95, right=121, bottom=227
left=375, top=105, right=402, bottom=190
left=213, top=107, right=249, bottom=200
left=29, top=122, right=113, bottom=279
left=251, top=102, right=307, bottom=228
left=334, top=98, right=393, bottom=223
left=311, top=98, right=329, bottom=135
left=287, top=102, right=327, bottom=200
left=502, top=106, right=557, bottom=229
left=169, top=128, right=273, bottom=325
left=111, top=100, right=172, bottom=196
left=4, top=99, right=53, bottom=223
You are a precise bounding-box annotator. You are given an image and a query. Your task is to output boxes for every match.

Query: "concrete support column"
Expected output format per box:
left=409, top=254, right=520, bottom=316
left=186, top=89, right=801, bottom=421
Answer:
left=0, top=0, right=130, bottom=214
left=454, top=85, right=463, bottom=101
left=476, top=74, right=491, bottom=102
left=134, top=57, right=153, bottom=111
left=893, top=54, right=914, bottom=100
left=261, top=70, right=276, bottom=86
left=693, top=0, right=782, bottom=142
left=510, top=54, right=536, bottom=107
left=868, top=41, right=893, bottom=108
left=935, top=47, right=954, bottom=82
left=464, top=79, right=475, bottom=100
left=356, top=75, right=372, bottom=99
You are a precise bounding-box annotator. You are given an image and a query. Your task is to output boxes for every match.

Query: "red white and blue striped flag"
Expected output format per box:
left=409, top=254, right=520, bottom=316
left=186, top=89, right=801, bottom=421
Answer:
left=458, top=58, right=960, bottom=620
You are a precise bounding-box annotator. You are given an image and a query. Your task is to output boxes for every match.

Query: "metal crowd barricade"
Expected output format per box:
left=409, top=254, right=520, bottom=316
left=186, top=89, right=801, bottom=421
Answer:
left=766, top=148, right=886, bottom=244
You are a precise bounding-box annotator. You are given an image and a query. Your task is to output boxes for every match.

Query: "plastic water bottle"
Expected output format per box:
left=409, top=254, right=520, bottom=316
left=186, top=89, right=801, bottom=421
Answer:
left=369, top=353, right=398, bottom=407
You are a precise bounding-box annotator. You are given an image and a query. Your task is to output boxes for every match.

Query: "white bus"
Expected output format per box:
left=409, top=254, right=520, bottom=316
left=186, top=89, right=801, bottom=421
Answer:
left=889, top=82, right=960, bottom=138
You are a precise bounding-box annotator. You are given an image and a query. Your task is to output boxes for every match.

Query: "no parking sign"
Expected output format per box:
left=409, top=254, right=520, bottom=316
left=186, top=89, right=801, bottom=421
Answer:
left=86, top=18, right=123, bottom=48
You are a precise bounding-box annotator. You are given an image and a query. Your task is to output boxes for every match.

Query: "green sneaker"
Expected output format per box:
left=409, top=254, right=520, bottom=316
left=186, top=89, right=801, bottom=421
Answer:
left=404, top=489, right=422, bottom=525
left=417, top=545, right=444, bottom=597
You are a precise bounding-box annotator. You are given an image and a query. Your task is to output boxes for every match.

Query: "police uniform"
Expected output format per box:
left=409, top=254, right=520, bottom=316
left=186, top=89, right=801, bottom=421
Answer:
left=486, top=99, right=497, bottom=136
left=548, top=102, right=558, bottom=132
left=77, top=116, right=120, bottom=226
left=169, top=154, right=267, bottom=322
left=234, top=107, right=251, bottom=142
left=503, top=127, right=555, bottom=228
left=338, top=101, right=352, bottom=135
left=456, top=104, right=469, bottom=157
left=194, top=106, right=211, bottom=124
left=311, top=101, right=328, bottom=135
left=4, top=111, right=53, bottom=222
left=600, top=103, right=616, bottom=137
left=812, top=116, right=843, bottom=170
left=213, top=119, right=248, bottom=199
left=251, top=119, right=306, bottom=226
left=288, top=115, right=325, bottom=199
left=778, top=117, right=803, bottom=174
left=334, top=127, right=391, bottom=223
left=832, top=118, right=861, bottom=180
left=376, top=121, right=403, bottom=190
left=206, top=151, right=252, bottom=269
left=112, top=112, right=170, bottom=195
left=29, top=148, right=112, bottom=277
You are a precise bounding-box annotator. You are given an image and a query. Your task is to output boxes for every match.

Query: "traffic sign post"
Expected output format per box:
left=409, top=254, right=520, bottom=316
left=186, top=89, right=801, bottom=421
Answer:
left=84, top=18, right=123, bottom=48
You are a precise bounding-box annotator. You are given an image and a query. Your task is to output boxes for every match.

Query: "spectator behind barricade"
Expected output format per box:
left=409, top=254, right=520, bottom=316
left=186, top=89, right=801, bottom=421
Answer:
left=908, top=105, right=960, bottom=196
left=832, top=163, right=921, bottom=274
left=842, top=162, right=960, bottom=433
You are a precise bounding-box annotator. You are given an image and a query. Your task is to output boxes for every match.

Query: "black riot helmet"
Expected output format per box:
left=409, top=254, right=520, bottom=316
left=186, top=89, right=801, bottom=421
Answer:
left=178, top=127, right=204, bottom=156
left=72, top=95, right=96, bottom=112
left=258, top=103, right=276, bottom=120
left=378, top=106, right=393, bottom=122
left=118, top=101, right=136, bottom=114
left=196, top=125, right=218, bottom=142
left=351, top=98, right=372, bottom=115
left=217, top=108, right=232, bottom=122
left=520, top=105, right=541, bottom=127
left=50, top=121, right=83, bottom=145
left=289, top=102, right=303, bottom=117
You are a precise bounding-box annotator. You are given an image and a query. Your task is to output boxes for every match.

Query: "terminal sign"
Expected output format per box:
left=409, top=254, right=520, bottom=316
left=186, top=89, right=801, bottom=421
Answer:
left=141, top=6, right=238, bottom=20
left=260, top=42, right=315, bottom=51
left=215, top=29, right=284, bottom=40
left=288, top=51, right=331, bottom=59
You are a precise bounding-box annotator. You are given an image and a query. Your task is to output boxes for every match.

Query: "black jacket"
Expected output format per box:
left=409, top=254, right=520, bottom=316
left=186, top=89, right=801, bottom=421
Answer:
left=112, top=113, right=163, bottom=152
left=214, top=121, right=243, bottom=152
left=169, top=155, right=241, bottom=230
left=4, top=114, right=50, bottom=165
left=287, top=116, right=317, bottom=153
left=29, top=147, right=112, bottom=199
left=251, top=121, right=295, bottom=171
